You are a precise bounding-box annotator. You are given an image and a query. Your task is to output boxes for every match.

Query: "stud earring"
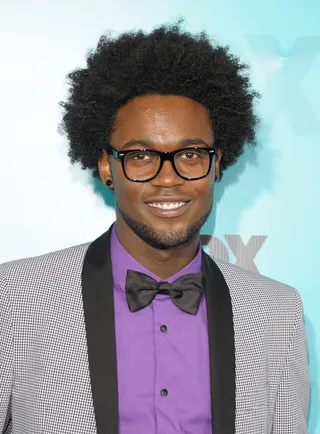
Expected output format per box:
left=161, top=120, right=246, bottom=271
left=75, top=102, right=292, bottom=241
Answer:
left=106, top=179, right=113, bottom=187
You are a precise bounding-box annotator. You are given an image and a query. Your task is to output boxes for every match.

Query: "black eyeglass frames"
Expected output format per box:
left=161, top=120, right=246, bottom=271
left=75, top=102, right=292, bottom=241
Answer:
left=105, top=144, right=216, bottom=182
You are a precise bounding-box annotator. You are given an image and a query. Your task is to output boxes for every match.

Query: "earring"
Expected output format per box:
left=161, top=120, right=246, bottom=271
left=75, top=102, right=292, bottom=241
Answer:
left=214, top=175, right=219, bottom=182
left=106, top=179, right=113, bottom=187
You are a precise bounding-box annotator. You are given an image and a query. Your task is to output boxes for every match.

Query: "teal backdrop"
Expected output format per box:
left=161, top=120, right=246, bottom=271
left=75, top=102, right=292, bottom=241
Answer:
left=0, top=0, right=319, bottom=430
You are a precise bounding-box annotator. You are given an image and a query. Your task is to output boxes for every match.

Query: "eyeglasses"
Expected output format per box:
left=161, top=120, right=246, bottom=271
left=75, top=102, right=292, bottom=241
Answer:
left=106, top=144, right=216, bottom=182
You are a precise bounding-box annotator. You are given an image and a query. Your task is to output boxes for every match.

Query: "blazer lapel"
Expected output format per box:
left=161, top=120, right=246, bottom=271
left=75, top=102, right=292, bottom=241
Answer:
left=202, top=251, right=236, bottom=434
left=82, top=226, right=119, bottom=434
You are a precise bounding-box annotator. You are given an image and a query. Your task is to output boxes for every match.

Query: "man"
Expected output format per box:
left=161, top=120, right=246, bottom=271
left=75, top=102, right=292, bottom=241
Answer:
left=0, top=23, right=309, bottom=434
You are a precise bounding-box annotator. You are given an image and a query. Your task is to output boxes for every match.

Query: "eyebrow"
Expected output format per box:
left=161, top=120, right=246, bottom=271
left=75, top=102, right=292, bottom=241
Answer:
left=120, top=138, right=211, bottom=150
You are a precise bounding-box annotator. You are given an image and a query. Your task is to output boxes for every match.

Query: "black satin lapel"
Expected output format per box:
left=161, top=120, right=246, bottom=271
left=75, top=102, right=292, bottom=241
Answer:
left=202, top=251, right=235, bottom=434
left=82, top=225, right=118, bottom=434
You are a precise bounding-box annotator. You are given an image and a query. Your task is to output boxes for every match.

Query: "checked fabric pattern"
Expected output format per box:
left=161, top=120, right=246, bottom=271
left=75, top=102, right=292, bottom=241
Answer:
left=0, top=242, right=309, bottom=433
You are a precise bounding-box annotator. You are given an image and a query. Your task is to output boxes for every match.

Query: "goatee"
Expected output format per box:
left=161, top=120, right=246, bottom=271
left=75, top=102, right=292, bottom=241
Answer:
left=117, top=201, right=213, bottom=250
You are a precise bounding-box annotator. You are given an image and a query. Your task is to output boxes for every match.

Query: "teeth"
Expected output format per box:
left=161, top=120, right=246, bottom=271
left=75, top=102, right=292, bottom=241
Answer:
left=148, top=202, right=186, bottom=210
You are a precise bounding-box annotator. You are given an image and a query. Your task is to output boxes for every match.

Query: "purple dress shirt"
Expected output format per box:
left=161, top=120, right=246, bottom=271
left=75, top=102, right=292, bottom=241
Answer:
left=110, top=225, right=212, bottom=434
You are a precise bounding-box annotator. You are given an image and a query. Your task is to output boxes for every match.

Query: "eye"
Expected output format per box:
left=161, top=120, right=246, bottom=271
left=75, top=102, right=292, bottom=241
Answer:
left=175, top=149, right=209, bottom=163
left=127, top=151, right=152, bottom=161
left=126, top=150, right=157, bottom=163
left=184, top=152, right=198, bottom=159
left=132, top=153, right=149, bottom=161
left=179, top=151, right=201, bottom=160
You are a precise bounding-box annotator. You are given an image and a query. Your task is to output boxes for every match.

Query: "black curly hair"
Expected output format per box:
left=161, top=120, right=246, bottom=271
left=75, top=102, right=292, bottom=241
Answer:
left=59, top=22, right=259, bottom=180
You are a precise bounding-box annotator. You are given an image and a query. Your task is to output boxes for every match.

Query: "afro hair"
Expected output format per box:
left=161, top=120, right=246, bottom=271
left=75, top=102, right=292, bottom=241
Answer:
left=59, top=22, right=259, bottom=180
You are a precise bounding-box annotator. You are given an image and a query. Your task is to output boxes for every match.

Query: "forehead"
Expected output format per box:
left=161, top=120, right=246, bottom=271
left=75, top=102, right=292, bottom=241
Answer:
left=110, top=94, right=213, bottom=148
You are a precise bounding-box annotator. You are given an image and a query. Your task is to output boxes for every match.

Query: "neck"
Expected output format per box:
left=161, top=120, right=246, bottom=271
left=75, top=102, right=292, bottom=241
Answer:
left=115, top=221, right=200, bottom=279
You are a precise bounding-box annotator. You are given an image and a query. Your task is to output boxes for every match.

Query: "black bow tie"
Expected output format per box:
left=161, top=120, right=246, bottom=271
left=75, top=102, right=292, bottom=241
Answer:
left=125, top=270, right=204, bottom=315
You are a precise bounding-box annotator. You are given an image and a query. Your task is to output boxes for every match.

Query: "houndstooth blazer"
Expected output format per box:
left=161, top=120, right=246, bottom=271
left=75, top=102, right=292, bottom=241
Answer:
left=0, top=226, right=309, bottom=434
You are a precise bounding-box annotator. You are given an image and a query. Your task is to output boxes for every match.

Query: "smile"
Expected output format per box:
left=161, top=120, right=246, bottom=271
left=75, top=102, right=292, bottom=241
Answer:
left=147, top=202, right=186, bottom=210
left=145, top=200, right=191, bottom=218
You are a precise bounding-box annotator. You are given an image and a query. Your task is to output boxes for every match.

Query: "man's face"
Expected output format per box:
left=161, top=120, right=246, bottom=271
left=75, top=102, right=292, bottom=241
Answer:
left=99, top=94, right=221, bottom=250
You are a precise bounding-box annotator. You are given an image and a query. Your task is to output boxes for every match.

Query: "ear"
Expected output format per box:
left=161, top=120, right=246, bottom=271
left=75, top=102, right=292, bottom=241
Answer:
left=98, top=150, right=113, bottom=185
left=215, top=148, right=222, bottom=181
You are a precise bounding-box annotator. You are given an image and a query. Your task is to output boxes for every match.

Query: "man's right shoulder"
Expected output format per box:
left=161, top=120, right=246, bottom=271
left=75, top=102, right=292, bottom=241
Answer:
left=0, top=241, right=92, bottom=287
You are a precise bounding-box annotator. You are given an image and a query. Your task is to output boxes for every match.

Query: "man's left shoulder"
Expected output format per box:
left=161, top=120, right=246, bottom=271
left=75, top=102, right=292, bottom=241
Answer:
left=211, top=256, right=302, bottom=316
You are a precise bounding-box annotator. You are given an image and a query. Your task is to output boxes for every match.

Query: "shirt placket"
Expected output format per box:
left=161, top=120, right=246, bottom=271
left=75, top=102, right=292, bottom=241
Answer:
left=153, top=294, right=174, bottom=434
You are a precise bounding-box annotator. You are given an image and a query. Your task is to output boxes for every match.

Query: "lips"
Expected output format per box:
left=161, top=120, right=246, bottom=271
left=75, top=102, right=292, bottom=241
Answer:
left=148, top=202, right=186, bottom=210
left=145, top=196, right=191, bottom=204
left=145, top=199, right=191, bottom=217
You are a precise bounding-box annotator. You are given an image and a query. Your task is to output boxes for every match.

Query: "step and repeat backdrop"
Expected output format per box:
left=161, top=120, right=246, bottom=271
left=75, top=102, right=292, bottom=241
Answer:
left=1, top=0, right=319, bottom=430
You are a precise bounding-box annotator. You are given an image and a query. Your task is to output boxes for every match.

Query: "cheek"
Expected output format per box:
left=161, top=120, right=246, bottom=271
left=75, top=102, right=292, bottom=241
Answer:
left=194, top=178, right=214, bottom=202
left=111, top=165, right=130, bottom=200
left=114, top=183, right=136, bottom=206
left=112, top=172, right=144, bottom=209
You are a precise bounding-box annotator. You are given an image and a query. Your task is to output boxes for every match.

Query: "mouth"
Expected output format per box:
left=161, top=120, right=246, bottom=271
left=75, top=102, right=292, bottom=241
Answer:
left=145, top=200, right=191, bottom=217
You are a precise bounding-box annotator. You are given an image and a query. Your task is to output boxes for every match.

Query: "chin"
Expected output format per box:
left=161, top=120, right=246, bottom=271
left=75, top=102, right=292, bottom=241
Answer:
left=148, top=219, right=190, bottom=233
left=118, top=203, right=207, bottom=248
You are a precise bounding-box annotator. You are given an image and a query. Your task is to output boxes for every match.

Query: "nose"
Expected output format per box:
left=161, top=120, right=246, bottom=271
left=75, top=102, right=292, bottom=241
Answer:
left=150, top=159, right=184, bottom=187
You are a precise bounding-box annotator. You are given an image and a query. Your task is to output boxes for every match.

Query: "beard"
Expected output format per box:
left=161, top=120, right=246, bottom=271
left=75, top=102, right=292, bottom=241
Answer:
left=116, top=200, right=213, bottom=250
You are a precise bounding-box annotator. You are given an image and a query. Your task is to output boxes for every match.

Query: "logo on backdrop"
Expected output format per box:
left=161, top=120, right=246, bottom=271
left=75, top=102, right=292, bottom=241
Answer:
left=200, top=235, right=267, bottom=274
left=246, top=35, right=320, bottom=135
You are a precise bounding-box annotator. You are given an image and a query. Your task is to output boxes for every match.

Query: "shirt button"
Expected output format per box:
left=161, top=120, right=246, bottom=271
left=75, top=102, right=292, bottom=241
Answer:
left=161, top=389, right=168, bottom=397
left=160, top=325, right=167, bottom=333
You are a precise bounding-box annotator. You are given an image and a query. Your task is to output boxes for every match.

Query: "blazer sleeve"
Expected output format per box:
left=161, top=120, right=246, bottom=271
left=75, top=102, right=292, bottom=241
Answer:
left=272, top=289, right=310, bottom=433
left=0, top=267, right=13, bottom=434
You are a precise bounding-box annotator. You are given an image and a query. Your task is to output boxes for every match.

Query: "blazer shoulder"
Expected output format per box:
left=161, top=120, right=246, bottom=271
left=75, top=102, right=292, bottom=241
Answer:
left=211, top=256, right=301, bottom=309
left=0, top=242, right=91, bottom=286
